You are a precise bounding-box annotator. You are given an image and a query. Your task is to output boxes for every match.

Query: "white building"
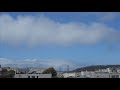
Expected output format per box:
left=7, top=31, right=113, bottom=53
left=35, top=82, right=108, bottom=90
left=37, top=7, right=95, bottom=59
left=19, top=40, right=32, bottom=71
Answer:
left=95, top=68, right=112, bottom=73
left=62, top=72, right=76, bottom=78
left=80, top=71, right=95, bottom=76
left=14, top=74, right=52, bottom=78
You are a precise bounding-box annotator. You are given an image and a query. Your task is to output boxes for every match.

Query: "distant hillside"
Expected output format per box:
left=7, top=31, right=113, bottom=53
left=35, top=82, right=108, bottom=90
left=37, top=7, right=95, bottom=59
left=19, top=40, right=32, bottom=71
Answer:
left=73, top=65, right=120, bottom=72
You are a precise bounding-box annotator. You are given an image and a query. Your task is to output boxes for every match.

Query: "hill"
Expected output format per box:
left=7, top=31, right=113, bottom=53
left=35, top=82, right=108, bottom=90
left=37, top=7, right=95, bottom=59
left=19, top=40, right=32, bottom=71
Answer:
left=73, top=65, right=120, bottom=72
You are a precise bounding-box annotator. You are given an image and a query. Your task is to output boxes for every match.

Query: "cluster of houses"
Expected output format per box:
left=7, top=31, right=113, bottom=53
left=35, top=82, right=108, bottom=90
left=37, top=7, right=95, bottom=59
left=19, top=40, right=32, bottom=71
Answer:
left=57, top=68, right=120, bottom=78
left=1, top=64, right=120, bottom=78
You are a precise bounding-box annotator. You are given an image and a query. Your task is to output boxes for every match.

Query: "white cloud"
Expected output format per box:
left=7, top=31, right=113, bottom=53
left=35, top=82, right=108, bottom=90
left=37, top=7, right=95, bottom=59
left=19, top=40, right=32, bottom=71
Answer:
left=0, top=14, right=120, bottom=46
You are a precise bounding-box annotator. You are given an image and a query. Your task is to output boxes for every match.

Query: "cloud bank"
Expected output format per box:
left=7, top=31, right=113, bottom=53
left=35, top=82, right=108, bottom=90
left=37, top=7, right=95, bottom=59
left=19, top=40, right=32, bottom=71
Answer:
left=0, top=14, right=120, bottom=46
left=0, top=58, right=79, bottom=70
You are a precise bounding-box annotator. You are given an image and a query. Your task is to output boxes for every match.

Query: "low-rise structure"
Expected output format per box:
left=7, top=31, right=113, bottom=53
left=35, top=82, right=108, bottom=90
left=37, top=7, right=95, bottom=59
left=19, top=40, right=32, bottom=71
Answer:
left=63, top=73, right=74, bottom=78
left=14, top=74, right=52, bottom=78
left=90, top=72, right=120, bottom=78
left=62, top=72, right=78, bottom=78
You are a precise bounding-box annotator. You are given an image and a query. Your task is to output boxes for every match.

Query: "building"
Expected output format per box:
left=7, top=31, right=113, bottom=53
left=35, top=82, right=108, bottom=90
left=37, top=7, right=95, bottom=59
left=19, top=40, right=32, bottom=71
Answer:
left=62, top=72, right=76, bottom=78
left=90, top=72, right=120, bottom=78
left=14, top=74, right=52, bottom=78
left=90, top=73, right=110, bottom=78
left=109, top=73, right=120, bottom=78
left=79, top=71, right=95, bottom=77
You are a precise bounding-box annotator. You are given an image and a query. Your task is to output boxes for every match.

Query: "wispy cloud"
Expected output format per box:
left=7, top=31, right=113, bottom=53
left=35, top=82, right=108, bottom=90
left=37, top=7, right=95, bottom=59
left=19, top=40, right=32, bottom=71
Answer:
left=0, top=14, right=120, bottom=46
left=97, top=12, right=118, bottom=22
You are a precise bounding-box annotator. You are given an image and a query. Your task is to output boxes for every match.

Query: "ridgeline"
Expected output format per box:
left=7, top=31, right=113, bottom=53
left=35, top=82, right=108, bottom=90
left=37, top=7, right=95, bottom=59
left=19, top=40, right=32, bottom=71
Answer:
left=73, top=65, right=120, bottom=72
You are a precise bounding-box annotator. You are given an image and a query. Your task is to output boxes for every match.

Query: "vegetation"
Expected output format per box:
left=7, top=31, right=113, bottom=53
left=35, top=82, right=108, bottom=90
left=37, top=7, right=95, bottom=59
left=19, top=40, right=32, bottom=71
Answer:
left=0, top=68, right=15, bottom=78
left=42, top=67, right=57, bottom=77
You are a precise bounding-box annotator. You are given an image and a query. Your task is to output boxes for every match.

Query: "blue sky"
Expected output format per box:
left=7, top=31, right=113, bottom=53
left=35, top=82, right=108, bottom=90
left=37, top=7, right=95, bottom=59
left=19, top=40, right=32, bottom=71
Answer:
left=0, top=12, right=120, bottom=69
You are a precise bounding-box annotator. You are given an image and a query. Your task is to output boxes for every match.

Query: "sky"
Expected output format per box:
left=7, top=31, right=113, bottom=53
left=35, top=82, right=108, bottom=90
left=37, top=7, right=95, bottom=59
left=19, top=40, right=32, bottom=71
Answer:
left=0, top=12, right=120, bottom=70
